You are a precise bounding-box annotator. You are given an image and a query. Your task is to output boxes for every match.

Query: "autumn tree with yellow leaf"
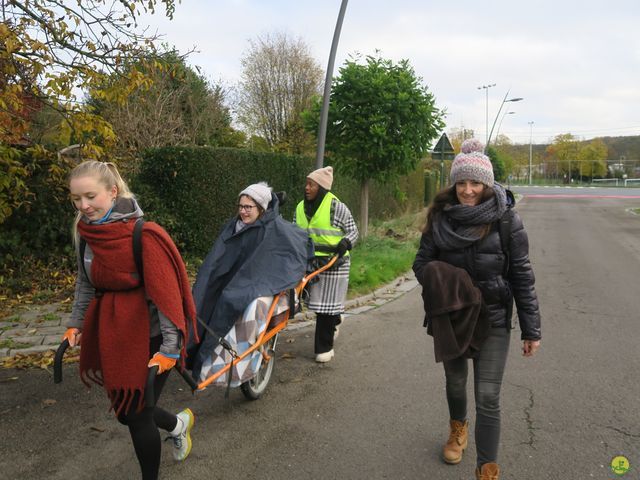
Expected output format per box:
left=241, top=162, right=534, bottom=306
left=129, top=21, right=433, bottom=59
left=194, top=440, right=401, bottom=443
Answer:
left=0, top=1, right=185, bottom=298
left=0, top=0, right=182, bottom=223
left=0, top=0, right=181, bottom=146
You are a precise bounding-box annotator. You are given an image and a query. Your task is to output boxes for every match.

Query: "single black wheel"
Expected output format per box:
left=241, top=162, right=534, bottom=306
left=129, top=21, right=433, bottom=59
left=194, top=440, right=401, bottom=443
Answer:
left=240, top=334, right=277, bottom=400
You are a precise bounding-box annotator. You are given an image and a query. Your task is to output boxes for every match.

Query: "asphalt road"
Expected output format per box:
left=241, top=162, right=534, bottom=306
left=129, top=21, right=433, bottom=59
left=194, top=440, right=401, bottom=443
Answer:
left=1, top=192, right=639, bottom=480
left=511, top=185, right=640, bottom=198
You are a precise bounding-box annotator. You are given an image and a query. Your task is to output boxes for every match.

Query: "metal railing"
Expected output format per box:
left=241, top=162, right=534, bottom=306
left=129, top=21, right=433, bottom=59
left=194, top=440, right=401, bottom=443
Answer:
left=592, top=178, right=620, bottom=186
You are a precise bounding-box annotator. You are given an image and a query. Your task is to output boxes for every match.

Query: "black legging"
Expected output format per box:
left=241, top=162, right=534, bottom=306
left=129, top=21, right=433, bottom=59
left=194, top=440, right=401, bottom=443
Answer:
left=115, top=336, right=179, bottom=480
left=442, top=327, right=510, bottom=467
left=315, top=313, right=341, bottom=354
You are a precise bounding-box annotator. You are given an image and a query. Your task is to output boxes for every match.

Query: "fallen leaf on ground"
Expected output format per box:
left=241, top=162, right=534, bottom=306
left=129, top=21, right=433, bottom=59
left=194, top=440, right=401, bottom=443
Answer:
left=0, top=376, right=19, bottom=382
left=280, top=352, right=296, bottom=359
left=36, top=356, right=54, bottom=369
left=90, top=426, right=106, bottom=432
left=42, top=399, right=56, bottom=407
left=0, top=350, right=74, bottom=369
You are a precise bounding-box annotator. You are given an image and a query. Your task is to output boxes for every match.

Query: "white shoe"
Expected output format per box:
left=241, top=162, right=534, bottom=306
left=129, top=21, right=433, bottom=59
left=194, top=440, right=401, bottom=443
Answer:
left=171, top=408, right=194, bottom=461
left=315, top=349, right=334, bottom=363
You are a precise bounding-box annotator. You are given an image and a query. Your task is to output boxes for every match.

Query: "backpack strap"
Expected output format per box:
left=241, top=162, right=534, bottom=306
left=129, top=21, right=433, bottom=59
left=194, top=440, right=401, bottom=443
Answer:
left=78, top=218, right=146, bottom=287
left=498, top=209, right=512, bottom=277
left=79, top=238, right=91, bottom=285
left=133, top=218, right=145, bottom=285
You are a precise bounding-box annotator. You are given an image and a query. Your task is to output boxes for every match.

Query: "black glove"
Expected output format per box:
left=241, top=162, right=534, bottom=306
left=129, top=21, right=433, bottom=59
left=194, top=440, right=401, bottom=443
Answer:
left=335, top=238, right=352, bottom=258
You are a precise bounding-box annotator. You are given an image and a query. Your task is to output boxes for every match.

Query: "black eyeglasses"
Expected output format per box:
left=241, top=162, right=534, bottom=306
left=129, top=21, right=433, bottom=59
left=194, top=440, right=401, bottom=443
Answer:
left=237, top=204, right=256, bottom=211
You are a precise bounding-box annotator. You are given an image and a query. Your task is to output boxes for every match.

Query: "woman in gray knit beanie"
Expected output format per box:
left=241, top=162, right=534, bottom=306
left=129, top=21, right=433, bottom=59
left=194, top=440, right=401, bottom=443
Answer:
left=450, top=138, right=495, bottom=188
left=413, top=138, right=541, bottom=480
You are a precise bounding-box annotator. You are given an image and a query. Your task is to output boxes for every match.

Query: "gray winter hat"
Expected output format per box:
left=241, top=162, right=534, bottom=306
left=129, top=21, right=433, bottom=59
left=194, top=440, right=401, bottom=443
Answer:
left=239, top=182, right=272, bottom=210
left=449, top=139, right=494, bottom=187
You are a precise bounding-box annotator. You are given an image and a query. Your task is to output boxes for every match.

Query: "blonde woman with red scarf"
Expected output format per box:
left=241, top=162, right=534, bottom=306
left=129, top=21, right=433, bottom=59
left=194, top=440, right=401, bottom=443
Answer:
left=64, top=160, right=198, bottom=480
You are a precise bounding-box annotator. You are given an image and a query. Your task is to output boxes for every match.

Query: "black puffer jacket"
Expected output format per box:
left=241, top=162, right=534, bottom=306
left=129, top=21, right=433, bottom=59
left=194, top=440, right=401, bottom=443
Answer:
left=413, top=205, right=541, bottom=341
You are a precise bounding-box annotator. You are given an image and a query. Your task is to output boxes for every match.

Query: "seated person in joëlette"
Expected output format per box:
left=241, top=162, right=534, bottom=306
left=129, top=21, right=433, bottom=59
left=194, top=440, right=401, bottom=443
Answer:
left=187, top=182, right=313, bottom=382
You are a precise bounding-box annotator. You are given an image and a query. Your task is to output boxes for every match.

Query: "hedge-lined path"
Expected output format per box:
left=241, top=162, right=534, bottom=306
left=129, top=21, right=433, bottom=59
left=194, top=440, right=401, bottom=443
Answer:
left=0, top=272, right=418, bottom=361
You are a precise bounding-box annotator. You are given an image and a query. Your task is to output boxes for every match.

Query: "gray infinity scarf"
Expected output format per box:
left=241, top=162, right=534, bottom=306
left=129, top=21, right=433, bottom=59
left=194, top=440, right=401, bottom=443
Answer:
left=432, top=184, right=508, bottom=250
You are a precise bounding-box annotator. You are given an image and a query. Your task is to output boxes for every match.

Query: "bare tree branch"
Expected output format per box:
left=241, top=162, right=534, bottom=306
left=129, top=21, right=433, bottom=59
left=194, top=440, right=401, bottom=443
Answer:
left=237, top=31, right=323, bottom=152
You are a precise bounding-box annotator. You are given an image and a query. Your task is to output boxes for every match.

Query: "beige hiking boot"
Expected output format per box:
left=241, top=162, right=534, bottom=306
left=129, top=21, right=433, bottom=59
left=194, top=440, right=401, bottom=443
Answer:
left=475, top=462, right=500, bottom=479
left=442, top=419, right=468, bottom=464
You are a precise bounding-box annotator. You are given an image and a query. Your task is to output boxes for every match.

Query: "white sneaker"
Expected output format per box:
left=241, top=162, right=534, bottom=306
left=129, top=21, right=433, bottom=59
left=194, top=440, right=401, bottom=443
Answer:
left=315, top=349, right=334, bottom=363
left=171, top=408, right=194, bottom=461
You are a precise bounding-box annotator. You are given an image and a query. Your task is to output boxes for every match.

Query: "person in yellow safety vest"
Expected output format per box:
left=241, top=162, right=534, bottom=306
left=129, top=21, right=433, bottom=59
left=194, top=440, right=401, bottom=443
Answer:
left=294, top=166, right=359, bottom=363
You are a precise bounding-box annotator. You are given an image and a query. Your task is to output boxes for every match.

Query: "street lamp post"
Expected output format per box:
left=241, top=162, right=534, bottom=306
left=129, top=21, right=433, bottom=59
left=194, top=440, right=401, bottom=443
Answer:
left=495, top=111, right=516, bottom=142
left=315, top=0, right=349, bottom=169
left=477, top=83, right=496, bottom=145
left=486, top=91, right=523, bottom=150
left=528, top=121, right=534, bottom=185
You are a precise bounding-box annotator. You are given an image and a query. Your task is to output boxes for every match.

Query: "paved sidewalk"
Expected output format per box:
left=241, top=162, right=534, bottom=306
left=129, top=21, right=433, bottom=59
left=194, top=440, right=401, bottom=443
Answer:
left=0, top=272, right=418, bottom=359
left=0, top=303, right=70, bottom=358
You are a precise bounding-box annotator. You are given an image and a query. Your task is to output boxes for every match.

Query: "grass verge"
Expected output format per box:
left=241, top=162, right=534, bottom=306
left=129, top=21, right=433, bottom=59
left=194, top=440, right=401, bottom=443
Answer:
left=347, top=209, right=425, bottom=298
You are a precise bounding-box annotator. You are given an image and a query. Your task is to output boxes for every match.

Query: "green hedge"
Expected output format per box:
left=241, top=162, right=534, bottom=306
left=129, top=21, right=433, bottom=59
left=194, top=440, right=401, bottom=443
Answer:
left=134, top=147, right=313, bottom=256
left=331, top=169, right=424, bottom=224
left=135, top=147, right=425, bottom=257
left=0, top=151, right=75, bottom=263
left=0, top=150, right=77, bottom=293
left=0, top=146, right=426, bottom=295
left=423, top=170, right=439, bottom=206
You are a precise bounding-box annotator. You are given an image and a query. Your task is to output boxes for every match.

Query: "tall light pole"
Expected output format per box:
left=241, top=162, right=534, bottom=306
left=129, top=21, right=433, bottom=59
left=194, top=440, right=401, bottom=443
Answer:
left=528, top=121, right=534, bottom=185
left=486, top=91, right=523, bottom=150
left=477, top=83, right=496, bottom=145
left=495, top=111, right=516, bottom=142
left=315, top=0, right=349, bottom=169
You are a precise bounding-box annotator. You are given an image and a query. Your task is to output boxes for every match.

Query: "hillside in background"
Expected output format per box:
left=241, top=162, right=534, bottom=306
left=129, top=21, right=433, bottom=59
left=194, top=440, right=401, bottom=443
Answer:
left=597, top=135, right=640, bottom=160
left=506, top=134, right=640, bottom=160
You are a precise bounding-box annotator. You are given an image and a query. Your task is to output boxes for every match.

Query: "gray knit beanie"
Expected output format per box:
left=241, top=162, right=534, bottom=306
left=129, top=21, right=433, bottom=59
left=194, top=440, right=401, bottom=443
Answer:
left=449, top=139, right=494, bottom=187
left=239, top=182, right=272, bottom=210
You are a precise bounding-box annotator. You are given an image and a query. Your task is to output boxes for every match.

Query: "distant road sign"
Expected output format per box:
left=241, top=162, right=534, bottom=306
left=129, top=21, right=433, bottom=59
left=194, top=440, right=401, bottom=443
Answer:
left=431, top=133, right=455, bottom=160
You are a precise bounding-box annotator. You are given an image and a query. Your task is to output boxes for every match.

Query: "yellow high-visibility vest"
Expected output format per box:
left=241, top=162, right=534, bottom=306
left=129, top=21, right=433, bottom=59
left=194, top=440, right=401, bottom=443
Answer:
left=295, top=192, right=348, bottom=257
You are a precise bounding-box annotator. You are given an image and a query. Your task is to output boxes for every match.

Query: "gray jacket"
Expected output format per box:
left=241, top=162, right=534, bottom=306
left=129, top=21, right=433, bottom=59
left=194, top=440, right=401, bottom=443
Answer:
left=67, top=198, right=180, bottom=355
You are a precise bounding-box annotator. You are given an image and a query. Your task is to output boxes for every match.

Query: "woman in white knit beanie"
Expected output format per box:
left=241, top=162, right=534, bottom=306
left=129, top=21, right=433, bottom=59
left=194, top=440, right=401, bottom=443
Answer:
left=237, top=182, right=272, bottom=229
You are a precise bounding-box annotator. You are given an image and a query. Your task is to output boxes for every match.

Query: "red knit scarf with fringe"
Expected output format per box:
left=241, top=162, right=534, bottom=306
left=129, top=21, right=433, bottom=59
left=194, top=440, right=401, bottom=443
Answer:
left=77, top=220, right=197, bottom=415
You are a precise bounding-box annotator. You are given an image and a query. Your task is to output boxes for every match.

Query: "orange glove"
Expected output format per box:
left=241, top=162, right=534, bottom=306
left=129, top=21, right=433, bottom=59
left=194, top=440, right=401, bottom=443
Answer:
left=63, top=328, right=81, bottom=347
left=148, top=352, right=178, bottom=374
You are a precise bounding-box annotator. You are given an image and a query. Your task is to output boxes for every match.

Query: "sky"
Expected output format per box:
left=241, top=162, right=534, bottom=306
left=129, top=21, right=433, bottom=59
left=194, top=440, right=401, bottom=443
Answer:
left=138, top=0, right=640, bottom=146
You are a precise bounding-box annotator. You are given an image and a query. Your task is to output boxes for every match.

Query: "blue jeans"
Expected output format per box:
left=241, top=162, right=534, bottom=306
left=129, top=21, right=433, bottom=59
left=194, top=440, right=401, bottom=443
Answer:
left=442, top=327, right=510, bottom=466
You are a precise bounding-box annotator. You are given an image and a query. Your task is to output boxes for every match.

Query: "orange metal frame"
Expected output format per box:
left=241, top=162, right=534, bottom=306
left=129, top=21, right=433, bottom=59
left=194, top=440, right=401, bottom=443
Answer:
left=195, top=256, right=338, bottom=391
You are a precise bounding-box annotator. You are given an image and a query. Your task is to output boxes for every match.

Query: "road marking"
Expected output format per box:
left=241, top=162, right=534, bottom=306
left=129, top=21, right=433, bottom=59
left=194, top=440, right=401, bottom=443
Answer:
left=525, top=194, right=640, bottom=199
